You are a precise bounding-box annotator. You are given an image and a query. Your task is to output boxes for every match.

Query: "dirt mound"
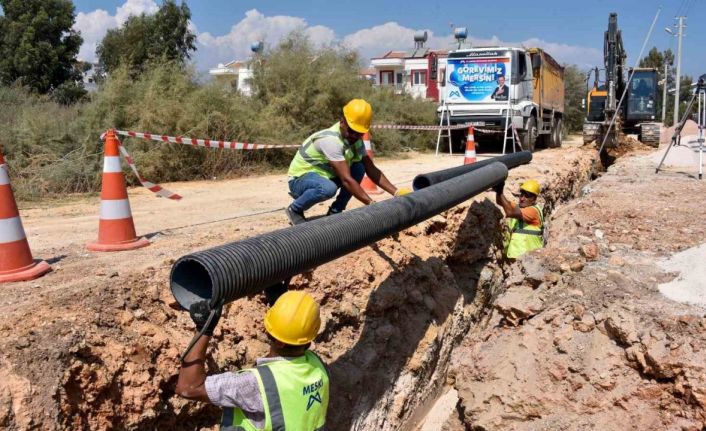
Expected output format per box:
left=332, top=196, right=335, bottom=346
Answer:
left=445, top=154, right=706, bottom=430
left=0, top=146, right=597, bottom=430
left=661, top=120, right=701, bottom=145
left=609, top=135, right=654, bottom=159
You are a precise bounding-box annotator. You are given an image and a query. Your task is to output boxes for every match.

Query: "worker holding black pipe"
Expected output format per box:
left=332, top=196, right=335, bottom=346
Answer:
left=285, top=98, right=412, bottom=225
left=494, top=179, right=545, bottom=259
left=176, top=291, right=329, bottom=430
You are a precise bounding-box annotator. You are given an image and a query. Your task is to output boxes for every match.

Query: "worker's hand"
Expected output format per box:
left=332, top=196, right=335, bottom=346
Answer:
left=394, top=187, right=413, bottom=197
left=189, top=300, right=223, bottom=336
left=493, top=181, right=505, bottom=194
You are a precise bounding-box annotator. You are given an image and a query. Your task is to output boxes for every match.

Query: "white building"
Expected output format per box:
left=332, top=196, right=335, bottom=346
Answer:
left=370, top=37, right=448, bottom=102
left=209, top=60, right=254, bottom=96
left=81, top=62, right=104, bottom=93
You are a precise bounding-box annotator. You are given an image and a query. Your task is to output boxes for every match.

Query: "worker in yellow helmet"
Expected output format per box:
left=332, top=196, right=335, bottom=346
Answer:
left=176, top=291, right=329, bottom=430
left=494, top=179, right=545, bottom=259
left=285, top=98, right=412, bottom=225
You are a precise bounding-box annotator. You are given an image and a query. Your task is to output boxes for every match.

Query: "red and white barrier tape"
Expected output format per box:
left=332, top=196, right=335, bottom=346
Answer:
left=371, top=123, right=510, bottom=134
left=118, top=142, right=182, bottom=200
left=475, top=127, right=504, bottom=135
left=116, top=130, right=300, bottom=150
left=372, top=123, right=472, bottom=131
left=100, top=132, right=182, bottom=200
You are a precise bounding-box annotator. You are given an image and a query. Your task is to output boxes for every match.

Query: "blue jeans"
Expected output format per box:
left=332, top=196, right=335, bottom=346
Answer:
left=288, top=162, right=366, bottom=213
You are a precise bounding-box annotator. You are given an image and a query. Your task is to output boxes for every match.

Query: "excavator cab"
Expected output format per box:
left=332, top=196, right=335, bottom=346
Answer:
left=625, top=68, right=657, bottom=123
left=586, top=87, right=607, bottom=122
left=583, top=67, right=608, bottom=144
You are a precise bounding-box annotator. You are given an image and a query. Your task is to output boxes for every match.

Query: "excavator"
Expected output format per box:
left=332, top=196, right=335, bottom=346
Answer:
left=583, top=13, right=661, bottom=149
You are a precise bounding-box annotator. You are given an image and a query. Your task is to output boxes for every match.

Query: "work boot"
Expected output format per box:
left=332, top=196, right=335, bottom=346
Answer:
left=326, top=207, right=342, bottom=216
left=285, top=206, right=306, bottom=225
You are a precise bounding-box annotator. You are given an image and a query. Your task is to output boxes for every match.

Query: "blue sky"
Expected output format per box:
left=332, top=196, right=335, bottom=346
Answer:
left=70, top=0, right=703, bottom=78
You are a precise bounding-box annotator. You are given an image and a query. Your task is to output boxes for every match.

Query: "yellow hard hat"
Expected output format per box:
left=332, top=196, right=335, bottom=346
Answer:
left=520, top=179, right=541, bottom=196
left=343, top=99, right=373, bottom=133
left=264, top=291, right=321, bottom=345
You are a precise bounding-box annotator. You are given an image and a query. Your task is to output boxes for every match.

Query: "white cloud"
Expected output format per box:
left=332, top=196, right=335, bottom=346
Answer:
left=115, top=0, right=158, bottom=25
left=74, top=6, right=599, bottom=70
left=194, top=9, right=337, bottom=70
left=341, top=22, right=453, bottom=60
left=74, top=0, right=158, bottom=62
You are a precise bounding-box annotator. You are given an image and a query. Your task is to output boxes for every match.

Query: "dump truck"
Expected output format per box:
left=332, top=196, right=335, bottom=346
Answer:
left=582, top=13, right=661, bottom=148
left=439, top=46, right=565, bottom=152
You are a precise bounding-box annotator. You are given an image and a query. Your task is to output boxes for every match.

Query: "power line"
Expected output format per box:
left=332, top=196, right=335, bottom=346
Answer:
left=675, top=0, right=689, bottom=16
left=683, top=0, right=697, bottom=16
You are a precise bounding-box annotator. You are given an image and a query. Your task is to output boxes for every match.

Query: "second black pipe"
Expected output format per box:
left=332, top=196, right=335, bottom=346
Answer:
left=412, top=151, right=532, bottom=190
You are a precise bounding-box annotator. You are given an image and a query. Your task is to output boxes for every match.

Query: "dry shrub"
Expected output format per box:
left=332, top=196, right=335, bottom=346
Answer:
left=1, top=33, right=438, bottom=200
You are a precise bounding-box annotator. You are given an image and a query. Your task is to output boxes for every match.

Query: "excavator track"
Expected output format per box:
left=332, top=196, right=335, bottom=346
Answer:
left=583, top=123, right=601, bottom=145
left=639, top=123, right=661, bottom=148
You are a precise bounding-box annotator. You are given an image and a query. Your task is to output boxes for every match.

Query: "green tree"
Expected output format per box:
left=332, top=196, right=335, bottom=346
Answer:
left=563, top=64, right=586, bottom=133
left=250, top=32, right=372, bottom=136
left=96, top=0, right=196, bottom=74
left=0, top=0, right=83, bottom=94
left=677, top=75, right=694, bottom=123
left=249, top=32, right=436, bottom=151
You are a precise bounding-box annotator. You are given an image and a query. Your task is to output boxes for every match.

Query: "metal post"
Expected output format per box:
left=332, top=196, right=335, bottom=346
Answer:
left=502, top=97, right=511, bottom=155
left=662, top=62, right=669, bottom=123
left=696, top=87, right=706, bottom=179
left=673, top=16, right=686, bottom=126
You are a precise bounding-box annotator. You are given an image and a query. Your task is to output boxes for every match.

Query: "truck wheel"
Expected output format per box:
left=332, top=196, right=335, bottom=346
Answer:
left=548, top=118, right=563, bottom=148
left=451, top=129, right=467, bottom=152
left=521, top=117, right=537, bottom=152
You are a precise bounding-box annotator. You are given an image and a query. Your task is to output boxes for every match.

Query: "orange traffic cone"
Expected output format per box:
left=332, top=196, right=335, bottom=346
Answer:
left=463, top=127, right=477, bottom=165
left=360, top=132, right=382, bottom=195
left=87, top=130, right=149, bottom=252
left=0, top=150, right=51, bottom=283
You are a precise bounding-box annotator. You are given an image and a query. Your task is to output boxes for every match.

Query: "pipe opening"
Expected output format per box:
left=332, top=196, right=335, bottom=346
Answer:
left=170, top=259, right=213, bottom=310
left=412, top=176, right=431, bottom=191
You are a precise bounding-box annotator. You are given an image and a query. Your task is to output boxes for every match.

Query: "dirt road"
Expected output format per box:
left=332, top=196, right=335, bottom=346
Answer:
left=4, top=151, right=488, bottom=315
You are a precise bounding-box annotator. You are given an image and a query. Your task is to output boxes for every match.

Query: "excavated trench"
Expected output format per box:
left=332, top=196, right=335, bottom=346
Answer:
left=0, top=147, right=598, bottom=431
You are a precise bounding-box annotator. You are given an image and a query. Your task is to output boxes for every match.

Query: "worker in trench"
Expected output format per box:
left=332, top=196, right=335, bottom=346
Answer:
left=494, top=179, right=545, bottom=259
left=285, top=98, right=412, bottom=225
left=176, top=291, right=330, bottom=430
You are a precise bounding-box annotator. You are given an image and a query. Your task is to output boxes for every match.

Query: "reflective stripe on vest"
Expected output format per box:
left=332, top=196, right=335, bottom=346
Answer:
left=258, top=366, right=285, bottom=431
left=505, top=204, right=544, bottom=259
left=223, top=351, right=329, bottom=431
left=295, top=130, right=341, bottom=176
left=288, top=123, right=364, bottom=179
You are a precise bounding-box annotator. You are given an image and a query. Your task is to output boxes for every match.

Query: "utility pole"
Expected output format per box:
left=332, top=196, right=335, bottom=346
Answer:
left=673, top=16, right=686, bottom=125
left=662, top=62, right=669, bottom=123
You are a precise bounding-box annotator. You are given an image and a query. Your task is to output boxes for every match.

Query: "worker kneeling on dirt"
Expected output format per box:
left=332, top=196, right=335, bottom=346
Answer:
left=285, top=98, right=411, bottom=225
left=494, top=179, right=545, bottom=259
left=176, top=291, right=330, bottom=430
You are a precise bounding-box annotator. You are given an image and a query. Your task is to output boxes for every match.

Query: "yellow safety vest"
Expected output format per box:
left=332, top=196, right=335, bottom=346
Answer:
left=221, top=351, right=329, bottom=431
left=287, top=123, right=365, bottom=180
left=505, top=204, right=544, bottom=259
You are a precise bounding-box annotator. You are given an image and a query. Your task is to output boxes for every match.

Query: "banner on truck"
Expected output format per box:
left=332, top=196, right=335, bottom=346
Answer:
left=446, top=56, right=511, bottom=103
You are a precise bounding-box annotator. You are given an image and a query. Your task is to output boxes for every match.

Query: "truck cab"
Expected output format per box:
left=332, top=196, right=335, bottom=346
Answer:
left=439, top=47, right=564, bottom=151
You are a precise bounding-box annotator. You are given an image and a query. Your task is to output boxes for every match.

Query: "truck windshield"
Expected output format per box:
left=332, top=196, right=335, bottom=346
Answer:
left=628, top=72, right=656, bottom=116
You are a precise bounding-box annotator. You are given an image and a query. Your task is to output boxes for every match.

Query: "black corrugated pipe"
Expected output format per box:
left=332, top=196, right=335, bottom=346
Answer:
left=412, top=151, right=532, bottom=191
left=170, top=162, right=509, bottom=310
